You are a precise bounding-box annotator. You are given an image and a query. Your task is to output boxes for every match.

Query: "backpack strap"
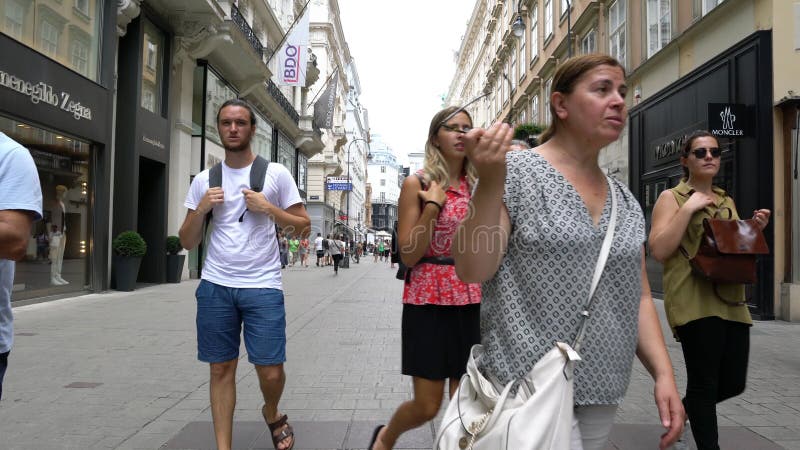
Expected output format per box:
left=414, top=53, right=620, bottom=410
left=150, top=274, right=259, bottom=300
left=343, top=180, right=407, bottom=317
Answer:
left=209, top=162, right=223, bottom=188
left=249, top=155, right=269, bottom=192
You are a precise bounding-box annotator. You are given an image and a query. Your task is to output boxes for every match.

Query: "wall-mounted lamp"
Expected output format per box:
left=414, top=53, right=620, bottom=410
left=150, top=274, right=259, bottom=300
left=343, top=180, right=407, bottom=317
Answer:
left=511, top=0, right=525, bottom=38
left=511, top=15, right=525, bottom=38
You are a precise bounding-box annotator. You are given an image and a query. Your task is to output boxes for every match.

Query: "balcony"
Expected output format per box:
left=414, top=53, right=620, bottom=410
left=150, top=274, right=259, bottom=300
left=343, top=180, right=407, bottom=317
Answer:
left=266, top=80, right=300, bottom=124
left=172, top=4, right=270, bottom=87
left=230, top=4, right=264, bottom=59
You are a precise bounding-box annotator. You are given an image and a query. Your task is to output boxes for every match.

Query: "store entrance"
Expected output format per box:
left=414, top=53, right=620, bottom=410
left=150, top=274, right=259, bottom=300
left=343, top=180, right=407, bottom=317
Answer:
left=137, top=157, right=166, bottom=283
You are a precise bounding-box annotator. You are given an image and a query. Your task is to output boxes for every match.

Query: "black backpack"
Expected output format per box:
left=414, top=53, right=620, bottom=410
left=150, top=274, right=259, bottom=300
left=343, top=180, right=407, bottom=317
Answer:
left=205, top=155, right=269, bottom=224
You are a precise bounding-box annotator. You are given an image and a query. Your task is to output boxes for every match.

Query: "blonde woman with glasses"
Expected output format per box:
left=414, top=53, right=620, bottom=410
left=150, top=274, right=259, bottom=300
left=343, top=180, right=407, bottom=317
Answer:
left=368, top=106, right=482, bottom=450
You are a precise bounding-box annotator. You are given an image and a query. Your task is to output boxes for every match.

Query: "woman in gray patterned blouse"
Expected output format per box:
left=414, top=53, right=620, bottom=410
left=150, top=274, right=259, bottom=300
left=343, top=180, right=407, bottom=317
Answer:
left=453, top=54, right=685, bottom=450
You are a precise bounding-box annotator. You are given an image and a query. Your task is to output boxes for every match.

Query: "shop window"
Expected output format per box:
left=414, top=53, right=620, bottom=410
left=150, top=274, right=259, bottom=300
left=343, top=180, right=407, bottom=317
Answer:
left=0, top=1, right=103, bottom=82
left=141, top=18, right=165, bottom=115
left=251, top=109, right=274, bottom=161
left=608, top=0, right=626, bottom=66
left=647, top=0, right=671, bottom=57
left=141, top=87, right=156, bottom=113
left=297, top=153, right=307, bottom=192
left=0, top=116, right=92, bottom=301
left=581, top=29, right=597, bottom=54
left=202, top=69, right=238, bottom=151
left=277, top=133, right=295, bottom=176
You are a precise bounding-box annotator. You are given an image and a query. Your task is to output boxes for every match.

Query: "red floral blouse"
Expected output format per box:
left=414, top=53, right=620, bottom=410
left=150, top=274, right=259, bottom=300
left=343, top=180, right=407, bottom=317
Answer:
left=402, top=174, right=481, bottom=306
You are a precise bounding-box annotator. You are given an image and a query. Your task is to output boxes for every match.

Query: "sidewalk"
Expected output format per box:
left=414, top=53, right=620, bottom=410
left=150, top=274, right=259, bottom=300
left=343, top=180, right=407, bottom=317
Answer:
left=0, top=259, right=798, bottom=449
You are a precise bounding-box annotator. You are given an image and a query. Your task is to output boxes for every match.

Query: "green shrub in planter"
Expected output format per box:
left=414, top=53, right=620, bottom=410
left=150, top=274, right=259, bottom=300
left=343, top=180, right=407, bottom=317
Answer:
left=112, top=231, right=146, bottom=291
left=113, top=231, right=147, bottom=257
left=166, top=235, right=183, bottom=255
left=165, top=235, right=185, bottom=283
left=514, top=123, right=545, bottom=147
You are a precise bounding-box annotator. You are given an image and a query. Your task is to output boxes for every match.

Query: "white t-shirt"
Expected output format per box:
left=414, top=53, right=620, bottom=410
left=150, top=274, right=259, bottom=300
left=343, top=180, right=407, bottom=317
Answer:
left=184, top=160, right=302, bottom=289
left=314, top=236, right=323, bottom=251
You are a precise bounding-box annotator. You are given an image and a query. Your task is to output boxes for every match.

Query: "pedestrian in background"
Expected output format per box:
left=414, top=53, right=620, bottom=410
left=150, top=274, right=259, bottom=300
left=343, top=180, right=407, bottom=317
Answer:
left=369, top=106, right=481, bottom=450
left=287, top=236, right=299, bottom=266
left=278, top=232, right=288, bottom=269
left=0, top=131, right=43, bottom=402
left=454, top=54, right=684, bottom=450
left=328, top=233, right=343, bottom=274
left=179, top=99, right=309, bottom=450
left=314, top=232, right=324, bottom=267
left=323, top=234, right=331, bottom=266
left=298, top=236, right=309, bottom=267
left=648, top=130, right=770, bottom=450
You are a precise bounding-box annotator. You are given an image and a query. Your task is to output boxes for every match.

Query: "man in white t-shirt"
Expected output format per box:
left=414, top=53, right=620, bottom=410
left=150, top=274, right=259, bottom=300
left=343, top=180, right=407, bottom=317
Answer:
left=179, top=99, right=308, bottom=450
left=0, top=132, right=43, bottom=402
left=313, top=232, right=324, bottom=267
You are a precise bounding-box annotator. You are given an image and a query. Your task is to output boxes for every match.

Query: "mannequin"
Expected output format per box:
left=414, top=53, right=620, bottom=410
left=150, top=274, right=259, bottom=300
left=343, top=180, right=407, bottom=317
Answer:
left=50, top=185, right=68, bottom=285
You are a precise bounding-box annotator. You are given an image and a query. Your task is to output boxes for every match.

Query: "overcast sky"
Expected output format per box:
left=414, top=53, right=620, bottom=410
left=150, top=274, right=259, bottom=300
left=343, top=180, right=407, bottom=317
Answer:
left=337, top=0, right=474, bottom=164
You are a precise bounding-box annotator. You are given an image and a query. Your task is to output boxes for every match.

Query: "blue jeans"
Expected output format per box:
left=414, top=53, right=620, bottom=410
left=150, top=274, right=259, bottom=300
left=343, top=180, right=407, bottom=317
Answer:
left=195, top=280, right=286, bottom=366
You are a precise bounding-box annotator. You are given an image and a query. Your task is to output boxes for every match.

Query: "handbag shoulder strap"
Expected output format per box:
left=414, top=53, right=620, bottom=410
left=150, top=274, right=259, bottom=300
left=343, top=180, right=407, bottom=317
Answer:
left=572, top=177, right=618, bottom=352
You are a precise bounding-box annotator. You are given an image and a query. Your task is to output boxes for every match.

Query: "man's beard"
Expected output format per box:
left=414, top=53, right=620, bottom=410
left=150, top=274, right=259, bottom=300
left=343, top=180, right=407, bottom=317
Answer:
left=223, top=138, right=250, bottom=153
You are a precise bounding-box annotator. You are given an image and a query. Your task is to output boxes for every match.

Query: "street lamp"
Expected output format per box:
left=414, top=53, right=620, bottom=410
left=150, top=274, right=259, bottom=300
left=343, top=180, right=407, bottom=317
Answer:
left=346, top=137, right=368, bottom=241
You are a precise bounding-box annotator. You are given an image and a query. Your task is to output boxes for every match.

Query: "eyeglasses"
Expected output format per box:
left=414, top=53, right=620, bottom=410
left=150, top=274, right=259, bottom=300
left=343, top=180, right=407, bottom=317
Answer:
left=689, top=147, right=722, bottom=159
left=440, top=123, right=473, bottom=134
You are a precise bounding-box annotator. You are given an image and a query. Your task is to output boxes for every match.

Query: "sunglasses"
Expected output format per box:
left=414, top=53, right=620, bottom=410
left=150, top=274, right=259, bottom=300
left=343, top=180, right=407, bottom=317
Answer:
left=689, top=147, right=721, bottom=158
left=440, top=123, right=473, bottom=134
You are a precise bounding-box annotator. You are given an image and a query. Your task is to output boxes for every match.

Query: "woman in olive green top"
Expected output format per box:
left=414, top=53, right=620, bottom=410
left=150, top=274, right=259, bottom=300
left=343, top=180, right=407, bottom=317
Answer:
left=649, top=130, right=771, bottom=450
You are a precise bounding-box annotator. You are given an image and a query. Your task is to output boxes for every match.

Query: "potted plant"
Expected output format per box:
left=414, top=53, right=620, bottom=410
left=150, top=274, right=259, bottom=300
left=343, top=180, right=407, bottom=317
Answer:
left=165, top=235, right=185, bottom=283
left=112, top=230, right=146, bottom=291
left=514, top=123, right=545, bottom=147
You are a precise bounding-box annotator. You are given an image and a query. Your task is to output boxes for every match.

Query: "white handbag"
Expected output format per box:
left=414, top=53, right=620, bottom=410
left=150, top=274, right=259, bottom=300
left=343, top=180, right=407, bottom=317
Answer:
left=434, top=179, right=619, bottom=450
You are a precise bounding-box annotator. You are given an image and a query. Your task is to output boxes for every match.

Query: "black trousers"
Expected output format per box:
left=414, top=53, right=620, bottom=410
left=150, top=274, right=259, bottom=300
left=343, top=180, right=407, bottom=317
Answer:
left=676, top=316, right=750, bottom=450
left=0, top=350, right=9, bottom=401
left=332, top=254, right=342, bottom=272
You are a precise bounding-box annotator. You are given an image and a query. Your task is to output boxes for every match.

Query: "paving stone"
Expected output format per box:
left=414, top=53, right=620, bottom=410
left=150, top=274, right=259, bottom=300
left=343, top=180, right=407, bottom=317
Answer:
left=3, top=262, right=800, bottom=449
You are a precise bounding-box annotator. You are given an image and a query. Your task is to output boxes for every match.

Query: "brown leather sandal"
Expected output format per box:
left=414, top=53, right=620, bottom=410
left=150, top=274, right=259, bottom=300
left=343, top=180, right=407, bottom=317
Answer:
left=263, top=406, right=295, bottom=450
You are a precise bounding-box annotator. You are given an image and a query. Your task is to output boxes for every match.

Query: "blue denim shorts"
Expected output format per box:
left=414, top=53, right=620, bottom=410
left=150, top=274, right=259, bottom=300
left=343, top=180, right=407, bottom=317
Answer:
left=195, top=280, right=286, bottom=366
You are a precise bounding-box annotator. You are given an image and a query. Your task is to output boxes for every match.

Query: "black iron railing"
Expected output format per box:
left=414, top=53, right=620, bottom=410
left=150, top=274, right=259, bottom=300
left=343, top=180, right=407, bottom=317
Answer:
left=267, top=79, right=300, bottom=124
left=230, top=4, right=264, bottom=59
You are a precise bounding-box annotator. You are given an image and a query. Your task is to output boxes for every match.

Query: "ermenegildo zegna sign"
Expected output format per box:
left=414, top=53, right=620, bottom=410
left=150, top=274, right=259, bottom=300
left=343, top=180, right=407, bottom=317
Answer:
left=0, top=69, right=93, bottom=121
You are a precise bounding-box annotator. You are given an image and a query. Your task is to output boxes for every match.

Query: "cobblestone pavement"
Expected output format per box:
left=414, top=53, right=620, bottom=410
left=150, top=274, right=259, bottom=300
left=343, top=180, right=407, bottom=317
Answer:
left=1, top=259, right=798, bottom=449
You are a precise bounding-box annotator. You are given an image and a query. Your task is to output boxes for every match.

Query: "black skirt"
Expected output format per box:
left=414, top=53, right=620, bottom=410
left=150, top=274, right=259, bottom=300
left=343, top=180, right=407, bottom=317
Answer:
left=401, top=303, right=481, bottom=380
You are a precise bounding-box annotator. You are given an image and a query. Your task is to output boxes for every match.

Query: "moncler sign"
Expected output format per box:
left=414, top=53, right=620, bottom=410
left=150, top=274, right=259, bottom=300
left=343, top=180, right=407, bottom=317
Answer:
left=0, top=69, right=92, bottom=121
left=708, top=103, right=751, bottom=138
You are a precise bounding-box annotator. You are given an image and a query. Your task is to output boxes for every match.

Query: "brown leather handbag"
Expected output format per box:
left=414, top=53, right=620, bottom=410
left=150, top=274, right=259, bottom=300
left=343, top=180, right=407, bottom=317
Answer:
left=680, top=206, right=769, bottom=289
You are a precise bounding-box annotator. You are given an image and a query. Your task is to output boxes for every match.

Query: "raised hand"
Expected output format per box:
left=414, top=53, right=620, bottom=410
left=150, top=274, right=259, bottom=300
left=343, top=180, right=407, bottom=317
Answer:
left=198, top=187, right=224, bottom=214
left=462, top=122, right=513, bottom=185
left=418, top=180, right=447, bottom=209
left=242, top=188, right=273, bottom=215
left=684, top=191, right=714, bottom=214
left=752, top=209, right=771, bottom=230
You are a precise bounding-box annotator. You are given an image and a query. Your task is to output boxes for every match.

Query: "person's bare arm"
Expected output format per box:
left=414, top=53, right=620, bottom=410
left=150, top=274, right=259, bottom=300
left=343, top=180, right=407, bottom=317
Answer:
left=0, top=210, right=35, bottom=261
